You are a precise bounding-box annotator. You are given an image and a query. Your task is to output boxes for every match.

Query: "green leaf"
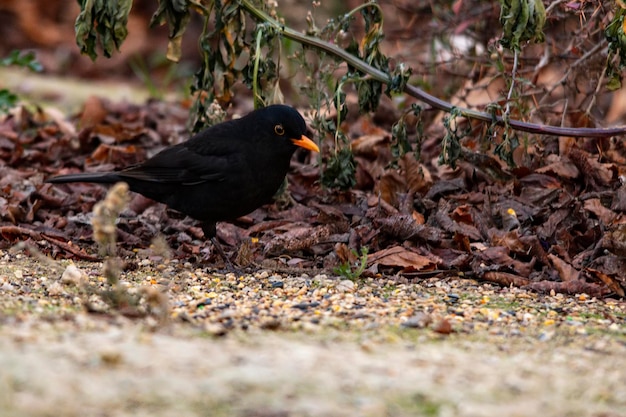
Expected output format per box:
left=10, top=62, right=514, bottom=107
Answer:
left=333, top=247, right=368, bottom=280
left=0, top=89, right=19, bottom=113
left=1, top=50, right=43, bottom=72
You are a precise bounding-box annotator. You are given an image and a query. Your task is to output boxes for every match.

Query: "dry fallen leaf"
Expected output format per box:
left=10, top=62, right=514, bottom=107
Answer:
left=368, top=246, right=437, bottom=270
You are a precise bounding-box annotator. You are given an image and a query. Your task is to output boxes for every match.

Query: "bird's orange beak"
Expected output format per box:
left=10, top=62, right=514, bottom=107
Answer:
left=291, top=135, right=320, bottom=152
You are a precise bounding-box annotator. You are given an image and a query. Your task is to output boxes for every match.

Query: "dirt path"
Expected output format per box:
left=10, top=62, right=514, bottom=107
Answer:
left=0, top=253, right=625, bottom=416
left=1, top=324, right=625, bottom=417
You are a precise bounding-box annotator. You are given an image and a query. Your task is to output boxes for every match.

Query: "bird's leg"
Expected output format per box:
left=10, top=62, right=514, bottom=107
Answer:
left=211, top=237, right=234, bottom=270
left=201, top=222, right=235, bottom=271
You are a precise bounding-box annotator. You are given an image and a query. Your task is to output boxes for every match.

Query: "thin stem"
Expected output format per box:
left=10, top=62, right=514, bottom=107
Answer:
left=252, top=28, right=263, bottom=108
left=342, top=2, right=384, bottom=31
left=586, top=64, right=606, bottom=116
left=504, top=49, right=519, bottom=120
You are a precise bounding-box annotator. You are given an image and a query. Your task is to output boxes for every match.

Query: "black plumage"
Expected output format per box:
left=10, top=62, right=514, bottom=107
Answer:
left=47, top=104, right=319, bottom=259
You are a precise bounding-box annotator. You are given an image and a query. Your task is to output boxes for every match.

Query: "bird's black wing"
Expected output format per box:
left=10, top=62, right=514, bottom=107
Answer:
left=118, top=143, right=242, bottom=185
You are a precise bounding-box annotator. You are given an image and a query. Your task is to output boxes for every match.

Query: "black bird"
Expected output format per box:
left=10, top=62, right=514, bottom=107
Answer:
left=47, top=104, right=319, bottom=262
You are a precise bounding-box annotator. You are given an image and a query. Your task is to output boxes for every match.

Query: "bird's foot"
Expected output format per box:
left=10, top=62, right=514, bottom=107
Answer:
left=209, top=237, right=239, bottom=273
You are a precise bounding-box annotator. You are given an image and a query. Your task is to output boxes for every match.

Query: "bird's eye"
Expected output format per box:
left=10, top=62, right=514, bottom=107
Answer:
left=274, top=124, right=285, bottom=135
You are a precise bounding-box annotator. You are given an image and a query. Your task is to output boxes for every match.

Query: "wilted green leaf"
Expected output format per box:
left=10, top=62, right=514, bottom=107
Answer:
left=439, top=108, right=465, bottom=168
left=322, top=144, right=357, bottom=190
left=387, top=63, right=412, bottom=96
left=605, top=7, right=626, bottom=90
left=150, top=0, right=191, bottom=62
left=356, top=4, right=387, bottom=113
left=499, top=0, right=546, bottom=50
left=494, top=130, right=519, bottom=167
left=76, top=0, right=132, bottom=60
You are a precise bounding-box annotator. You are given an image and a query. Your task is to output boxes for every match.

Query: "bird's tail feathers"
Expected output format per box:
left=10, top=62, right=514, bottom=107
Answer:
left=46, top=172, right=121, bottom=184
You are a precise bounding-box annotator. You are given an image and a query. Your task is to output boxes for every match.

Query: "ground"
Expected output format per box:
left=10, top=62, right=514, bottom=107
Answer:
left=0, top=252, right=624, bottom=416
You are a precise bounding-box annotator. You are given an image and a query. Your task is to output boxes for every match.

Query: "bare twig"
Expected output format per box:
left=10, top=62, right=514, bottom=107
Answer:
left=504, top=50, right=520, bottom=120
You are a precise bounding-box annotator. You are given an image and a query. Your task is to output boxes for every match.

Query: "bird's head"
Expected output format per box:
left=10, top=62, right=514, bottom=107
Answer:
left=254, top=105, right=320, bottom=153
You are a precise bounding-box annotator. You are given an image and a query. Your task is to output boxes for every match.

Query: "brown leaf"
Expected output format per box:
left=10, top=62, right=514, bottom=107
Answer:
left=430, top=247, right=471, bottom=269
left=451, top=204, right=473, bottom=225
left=586, top=267, right=625, bottom=297
left=482, top=271, right=531, bottom=287
left=425, top=178, right=465, bottom=200
left=519, top=235, right=551, bottom=266
left=400, top=153, right=433, bottom=194
left=368, top=246, right=437, bottom=270
left=611, top=184, right=626, bottom=212
left=375, top=214, right=442, bottom=243
left=525, top=280, right=610, bottom=297
left=537, top=208, right=570, bottom=240
left=478, top=246, right=534, bottom=277
left=435, top=201, right=482, bottom=241
left=583, top=198, right=617, bottom=225
left=460, top=150, right=513, bottom=182
left=89, top=144, right=140, bottom=165
left=354, top=157, right=379, bottom=189
left=548, top=254, right=580, bottom=282
left=264, top=224, right=332, bottom=254
left=79, top=96, right=108, bottom=128
left=535, top=156, right=580, bottom=179
left=349, top=115, right=390, bottom=137
left=569, top=147, right=617, bottom=188
left=335, top=243, right=358, bottom=264
left=519, top=173, right=563, bottom=190
left=586, top=158, right=618, bottom=186
left=376, top=171, right=405, bottom=207
left=351, top=133, right=389, bottom=157
left=598, top=223, right=626, bottom=257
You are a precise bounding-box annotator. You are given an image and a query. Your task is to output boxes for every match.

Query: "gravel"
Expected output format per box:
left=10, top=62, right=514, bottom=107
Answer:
left=0, top=250, right=625, bottom=416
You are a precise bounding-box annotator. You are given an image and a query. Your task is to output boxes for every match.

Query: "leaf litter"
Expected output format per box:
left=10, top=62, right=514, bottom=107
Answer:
left=1, top=97, right=626, bottom=298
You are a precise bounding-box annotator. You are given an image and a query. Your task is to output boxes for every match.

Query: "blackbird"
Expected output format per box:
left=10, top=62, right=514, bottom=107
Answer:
left=47, top=104, right=319, bottom=262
